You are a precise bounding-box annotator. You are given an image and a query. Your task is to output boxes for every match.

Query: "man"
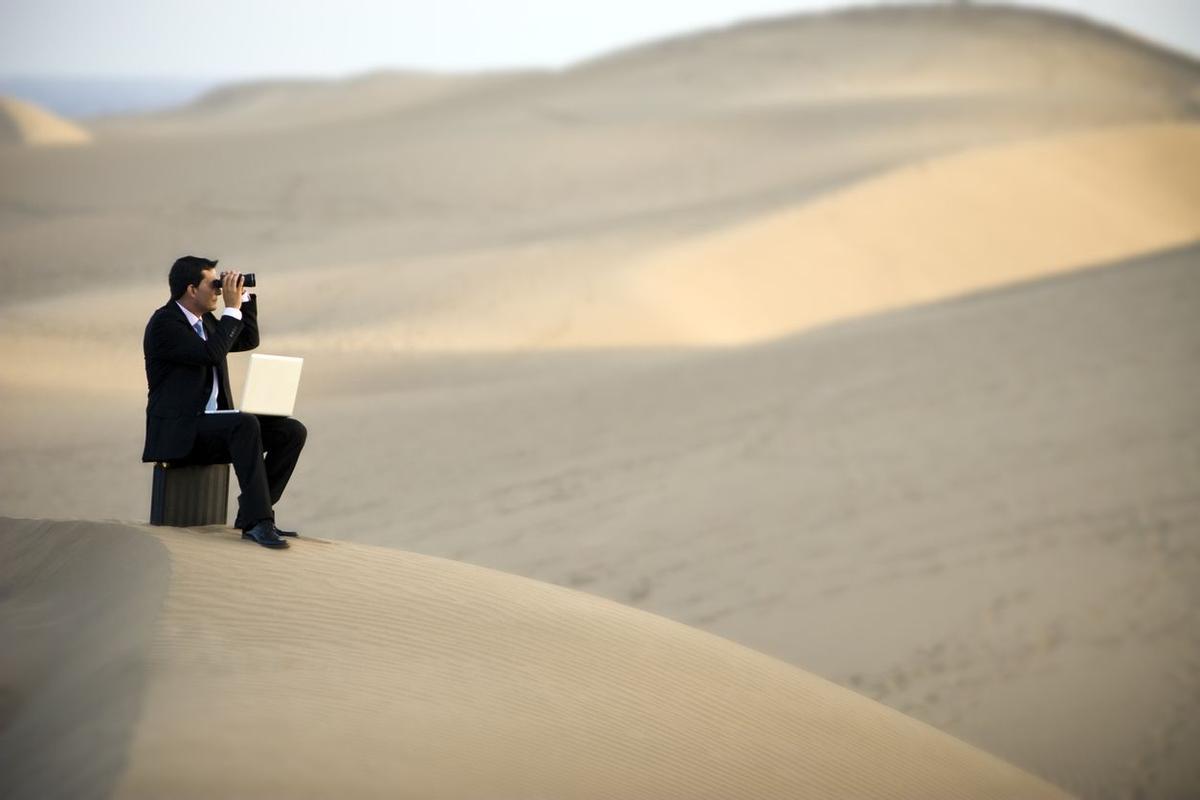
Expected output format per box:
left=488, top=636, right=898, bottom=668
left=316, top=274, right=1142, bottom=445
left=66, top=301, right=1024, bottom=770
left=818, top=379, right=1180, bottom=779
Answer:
left=142, top=255, right=306, bottom=549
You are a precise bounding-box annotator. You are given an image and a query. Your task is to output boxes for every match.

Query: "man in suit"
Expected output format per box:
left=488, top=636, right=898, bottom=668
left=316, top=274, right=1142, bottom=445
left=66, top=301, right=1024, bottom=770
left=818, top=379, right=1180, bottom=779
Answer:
left=143, top=255, right=306, bottom=549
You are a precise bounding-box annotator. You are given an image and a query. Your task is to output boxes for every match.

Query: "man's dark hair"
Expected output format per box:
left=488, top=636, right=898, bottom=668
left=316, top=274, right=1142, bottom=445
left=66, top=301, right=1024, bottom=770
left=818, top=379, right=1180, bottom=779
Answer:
left=169, top=255, right=219, bottom=300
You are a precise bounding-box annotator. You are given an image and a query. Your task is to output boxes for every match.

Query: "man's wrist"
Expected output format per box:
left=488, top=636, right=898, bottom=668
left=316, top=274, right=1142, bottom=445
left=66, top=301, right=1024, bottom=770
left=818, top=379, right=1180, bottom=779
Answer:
left=222, top=307, right=243, bottom=321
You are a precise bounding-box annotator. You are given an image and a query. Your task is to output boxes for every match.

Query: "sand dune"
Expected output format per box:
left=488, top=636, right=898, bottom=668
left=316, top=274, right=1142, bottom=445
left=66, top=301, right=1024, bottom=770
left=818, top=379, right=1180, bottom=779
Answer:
left=3, top=120, right=1194, bottom=363
left=0, top=517, right=1070, bottom=799
left=612, top=121, right=1200, bottom=346
left=257, top=121, right=1200, bottom=351
left=3, top=5, right=1200, bottom=799
left=3, top=5, right=1198, bottom=301
left=0, top=96, right=91, bottom=147
left=92, top=69, right=534, bottom=136
left=3, top=244, right=1196, bottom=799
left=557, top=5, right=1200, bottom=111
left=117, top=6, right=1200, bottom=130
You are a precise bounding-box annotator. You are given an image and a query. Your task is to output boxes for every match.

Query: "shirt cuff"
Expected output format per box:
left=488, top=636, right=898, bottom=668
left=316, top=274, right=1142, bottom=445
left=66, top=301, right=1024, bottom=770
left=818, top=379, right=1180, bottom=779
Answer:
left=222, top=307, right=243, bottom=321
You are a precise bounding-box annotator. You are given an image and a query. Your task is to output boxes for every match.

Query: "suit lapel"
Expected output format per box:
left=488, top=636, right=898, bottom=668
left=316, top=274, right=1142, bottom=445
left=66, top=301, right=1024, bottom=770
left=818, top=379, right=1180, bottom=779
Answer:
left=168, top=300, right=191, bottom=329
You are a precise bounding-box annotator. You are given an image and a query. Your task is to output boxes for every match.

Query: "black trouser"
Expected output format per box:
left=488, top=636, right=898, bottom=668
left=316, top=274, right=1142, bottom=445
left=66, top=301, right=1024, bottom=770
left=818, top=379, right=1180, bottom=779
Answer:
left=184, top=413, right=307, bottom=529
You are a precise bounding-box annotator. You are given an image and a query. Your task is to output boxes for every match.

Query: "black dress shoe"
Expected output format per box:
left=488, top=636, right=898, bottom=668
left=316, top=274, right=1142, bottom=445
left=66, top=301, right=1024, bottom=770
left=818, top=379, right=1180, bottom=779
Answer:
left=242, top=520, right=289, bottom=549
left=235, top=518, right=297, bottom=537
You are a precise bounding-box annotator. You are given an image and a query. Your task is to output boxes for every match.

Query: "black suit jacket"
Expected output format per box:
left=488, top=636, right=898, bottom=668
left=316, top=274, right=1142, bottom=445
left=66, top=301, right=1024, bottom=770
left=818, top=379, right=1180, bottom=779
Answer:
left=142, top=296, right=260, bottom=461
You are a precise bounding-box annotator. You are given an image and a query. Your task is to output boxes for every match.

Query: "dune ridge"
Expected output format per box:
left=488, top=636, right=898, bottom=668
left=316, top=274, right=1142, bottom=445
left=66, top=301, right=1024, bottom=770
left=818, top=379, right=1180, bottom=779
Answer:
left=251, top=121, right=1200, bottom=352
left=0, top=96, right=91, bottom=147
left=93, top=69, right=536, bottom=136
left=565, top=5, right=1200, bottom=109
left=113, top=5, right=1200, bottom=131
left=4, top=4, right=1199, bottom=301
left=0, top=517, right=1070, bottom=799
left=613, top=121, right=1200, bottom=346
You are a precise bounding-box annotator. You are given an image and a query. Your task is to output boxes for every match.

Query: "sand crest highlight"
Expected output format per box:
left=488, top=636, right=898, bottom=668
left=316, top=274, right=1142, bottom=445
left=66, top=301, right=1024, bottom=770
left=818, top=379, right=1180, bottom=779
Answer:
left=0, top=96, right=91, bottom=147
left=303, top=122, right=1200, bottom=353
left=610, top=122, right=1200, bottom=347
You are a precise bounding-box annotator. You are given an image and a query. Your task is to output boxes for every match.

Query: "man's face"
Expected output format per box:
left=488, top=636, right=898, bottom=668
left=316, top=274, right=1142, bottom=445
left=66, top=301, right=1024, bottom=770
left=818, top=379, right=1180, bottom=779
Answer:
left=188, top=268, right=220, bottom=313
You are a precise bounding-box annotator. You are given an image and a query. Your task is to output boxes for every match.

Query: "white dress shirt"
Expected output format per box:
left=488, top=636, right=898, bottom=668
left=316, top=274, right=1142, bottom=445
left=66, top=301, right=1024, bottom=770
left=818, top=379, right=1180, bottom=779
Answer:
left=176, top=300, right=246, bottom=412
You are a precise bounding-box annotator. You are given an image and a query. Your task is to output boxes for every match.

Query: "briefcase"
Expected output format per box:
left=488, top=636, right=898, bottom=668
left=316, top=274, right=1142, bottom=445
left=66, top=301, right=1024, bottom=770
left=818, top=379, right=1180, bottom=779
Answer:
left=150, top=462, right=230, bottom=526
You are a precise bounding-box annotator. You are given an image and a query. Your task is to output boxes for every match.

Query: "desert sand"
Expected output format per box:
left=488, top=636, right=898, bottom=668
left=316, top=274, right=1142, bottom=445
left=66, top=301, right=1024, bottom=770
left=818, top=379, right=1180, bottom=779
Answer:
left=2, top=4, right=1199, bottom=798
left=0, top=96, right=91, bottom=147
left=0, top=517, right=1069, bottom=799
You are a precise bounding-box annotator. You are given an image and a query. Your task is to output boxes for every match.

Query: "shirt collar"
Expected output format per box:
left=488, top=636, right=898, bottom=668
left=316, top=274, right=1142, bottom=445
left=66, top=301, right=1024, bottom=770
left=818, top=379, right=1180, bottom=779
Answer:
left=175, top=301, right=203, bottom=329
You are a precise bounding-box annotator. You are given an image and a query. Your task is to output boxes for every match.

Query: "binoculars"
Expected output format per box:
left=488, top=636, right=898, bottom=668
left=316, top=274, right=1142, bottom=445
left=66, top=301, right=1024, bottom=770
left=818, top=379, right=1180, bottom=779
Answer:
left=210, top=273, right=256, bottom=290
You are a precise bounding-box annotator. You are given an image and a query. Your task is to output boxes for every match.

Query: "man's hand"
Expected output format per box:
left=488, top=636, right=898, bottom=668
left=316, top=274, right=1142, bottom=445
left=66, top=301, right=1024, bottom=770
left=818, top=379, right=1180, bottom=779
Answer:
left=220, top=271, right=245, bottom=310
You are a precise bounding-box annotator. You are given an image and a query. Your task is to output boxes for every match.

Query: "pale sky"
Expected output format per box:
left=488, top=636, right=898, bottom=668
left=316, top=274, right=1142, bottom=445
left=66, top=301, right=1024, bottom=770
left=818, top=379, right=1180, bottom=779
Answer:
left=1, top=0, right=1197, bottom=79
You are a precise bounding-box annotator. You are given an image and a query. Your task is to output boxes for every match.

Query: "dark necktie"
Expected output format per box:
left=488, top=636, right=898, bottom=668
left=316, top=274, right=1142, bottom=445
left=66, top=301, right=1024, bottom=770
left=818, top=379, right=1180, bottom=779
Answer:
left=192, top=319, right=220, bottom=408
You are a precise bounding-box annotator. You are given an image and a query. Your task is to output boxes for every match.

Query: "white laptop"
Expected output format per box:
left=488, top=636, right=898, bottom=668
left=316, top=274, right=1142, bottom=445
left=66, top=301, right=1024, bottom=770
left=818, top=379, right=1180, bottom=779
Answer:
left=208, top=353, right=304, bottom=417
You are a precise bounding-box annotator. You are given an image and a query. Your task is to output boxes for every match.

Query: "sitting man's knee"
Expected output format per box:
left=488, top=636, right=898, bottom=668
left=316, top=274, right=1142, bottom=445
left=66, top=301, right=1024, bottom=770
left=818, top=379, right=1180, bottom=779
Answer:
left=291, top=419, right=308, bottom=446
left=236, top=412, right=262, bottom=433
